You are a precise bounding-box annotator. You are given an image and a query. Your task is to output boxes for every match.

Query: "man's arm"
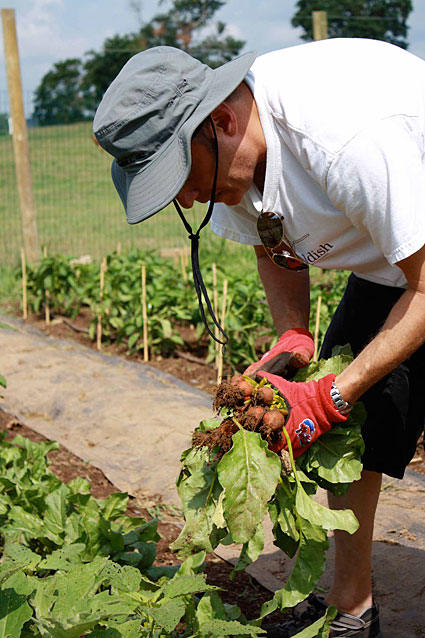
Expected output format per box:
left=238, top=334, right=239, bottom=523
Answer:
left=336, top=244, right=425, bottom=404
left=254, top=244, right=310, bottom=334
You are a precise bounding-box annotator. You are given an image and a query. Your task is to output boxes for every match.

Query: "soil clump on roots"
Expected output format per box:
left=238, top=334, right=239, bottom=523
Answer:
left=193, top=375, right=290, bottom=466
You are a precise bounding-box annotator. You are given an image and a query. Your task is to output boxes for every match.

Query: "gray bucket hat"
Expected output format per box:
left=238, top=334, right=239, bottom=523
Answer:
left=93, top=46, right=257, bottom=224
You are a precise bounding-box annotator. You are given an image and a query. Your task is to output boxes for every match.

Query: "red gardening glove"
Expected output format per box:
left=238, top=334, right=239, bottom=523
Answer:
left=244, top=329, right=314, bottom=379
left=257, top=371, right=348, bottom=458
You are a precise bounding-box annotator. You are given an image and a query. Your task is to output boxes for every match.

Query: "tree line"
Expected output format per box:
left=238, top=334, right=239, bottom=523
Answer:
left=32, top=0, right=413, bottom=126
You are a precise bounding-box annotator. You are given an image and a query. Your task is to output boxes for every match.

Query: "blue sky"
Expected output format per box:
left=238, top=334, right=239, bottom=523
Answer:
left=0, top=0, right=424, bottom=102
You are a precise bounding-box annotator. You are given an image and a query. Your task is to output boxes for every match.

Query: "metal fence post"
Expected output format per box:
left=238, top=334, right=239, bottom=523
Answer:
left=2, top=8, right=40, bottom=263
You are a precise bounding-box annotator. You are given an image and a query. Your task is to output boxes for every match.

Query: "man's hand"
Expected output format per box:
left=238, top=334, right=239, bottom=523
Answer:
left=257, top=371, right=348, bottom=458
left=244, top=328, right=314, bottom=379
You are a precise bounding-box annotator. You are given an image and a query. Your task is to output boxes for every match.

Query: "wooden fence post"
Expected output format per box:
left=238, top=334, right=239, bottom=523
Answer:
left=2, top=9, right=40, bottom=263
left=313, top=10, right=328, bottom=41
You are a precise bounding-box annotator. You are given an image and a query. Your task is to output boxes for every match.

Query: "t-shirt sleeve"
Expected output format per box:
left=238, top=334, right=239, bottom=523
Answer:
left=326, top=116, right=425, bottom=265
left=210, top=202, right=261, bottom=245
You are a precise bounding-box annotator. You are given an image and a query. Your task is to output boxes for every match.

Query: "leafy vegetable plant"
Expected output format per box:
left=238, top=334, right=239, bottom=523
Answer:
left=172, top=353, right=365, bottom=631
left=22, top=251, right=349, bottom=371
left=0, top=432, right=267, bottom=637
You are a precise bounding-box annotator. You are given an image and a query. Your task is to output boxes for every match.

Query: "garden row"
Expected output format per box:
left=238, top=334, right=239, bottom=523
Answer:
left=20, top=250, right=349, bottom=371
left=0, top=429, right=265, bottom=637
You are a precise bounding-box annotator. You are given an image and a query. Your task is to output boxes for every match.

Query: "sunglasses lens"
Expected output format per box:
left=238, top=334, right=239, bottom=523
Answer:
left=273, top=253, right=308, bottom=271
left=257, top=212, right=283, bottom=248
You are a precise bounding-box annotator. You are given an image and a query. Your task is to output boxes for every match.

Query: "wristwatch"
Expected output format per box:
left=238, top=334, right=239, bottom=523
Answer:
left=330, top=381, right=353, bottom=415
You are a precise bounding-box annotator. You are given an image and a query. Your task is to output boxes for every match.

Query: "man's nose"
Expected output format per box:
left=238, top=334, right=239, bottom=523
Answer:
left=176, top=187, right=200, bottom=209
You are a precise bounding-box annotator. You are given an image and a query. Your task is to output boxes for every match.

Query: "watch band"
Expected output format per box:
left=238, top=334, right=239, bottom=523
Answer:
left=330, top=381, right=353, bottom=415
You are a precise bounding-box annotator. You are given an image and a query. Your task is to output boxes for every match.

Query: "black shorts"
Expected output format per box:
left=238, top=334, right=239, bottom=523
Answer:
left=320, top=273, right=425, bottom=479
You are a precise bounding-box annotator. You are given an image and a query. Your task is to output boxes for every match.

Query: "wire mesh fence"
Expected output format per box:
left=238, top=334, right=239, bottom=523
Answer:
left=0, top=90, right=227, bottom=266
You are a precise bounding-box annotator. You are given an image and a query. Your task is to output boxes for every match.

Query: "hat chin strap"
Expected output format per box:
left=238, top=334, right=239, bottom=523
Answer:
left=173, top=117, right=229, bottom=347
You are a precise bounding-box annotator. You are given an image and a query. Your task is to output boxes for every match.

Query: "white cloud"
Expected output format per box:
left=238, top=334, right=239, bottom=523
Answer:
left=221, top=22, right=244, bottom=40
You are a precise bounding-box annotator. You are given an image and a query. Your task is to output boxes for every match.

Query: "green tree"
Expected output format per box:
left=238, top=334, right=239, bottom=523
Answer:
left=33, top=1, right=245, bottom=122
left=82, top=33, right=139, bottom=108
left=82, top=0, right=245, bottom=112
left=139, top=0, right=244, bottom=66
left=33, top=59, right=86, bottom=125
left=292, top=1, right=413, bottom=49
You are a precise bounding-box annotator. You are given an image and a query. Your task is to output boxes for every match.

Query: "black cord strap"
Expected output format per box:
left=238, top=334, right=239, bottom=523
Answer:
left=173, top=117, right=229, bottom=347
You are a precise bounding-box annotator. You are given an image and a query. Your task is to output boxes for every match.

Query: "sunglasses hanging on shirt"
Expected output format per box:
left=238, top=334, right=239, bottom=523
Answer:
left=257, top=211, right=308, bottom=271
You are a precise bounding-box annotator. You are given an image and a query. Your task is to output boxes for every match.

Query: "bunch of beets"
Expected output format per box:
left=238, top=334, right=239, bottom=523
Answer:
left=193, top=375, right=289, bottom=459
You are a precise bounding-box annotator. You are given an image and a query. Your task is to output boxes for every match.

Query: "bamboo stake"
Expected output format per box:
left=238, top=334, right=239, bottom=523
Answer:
left=116, top=241, right=122, bottom=256
left=43, top=246, right=50, bottom=325
left=217, top=279, right=228, bottom=384
left=180, top=250, right=187, bottom=281
left=45, top=290, right=51, bottom=325
left=20, top=246, right=27, bottom=319
left=96, top=257, right=107, bottom=351
left=212, top=263, right=219, bottom=368
left=142, top=264, right=149, bottom=362
left=313, top=295, right=322, bottom=361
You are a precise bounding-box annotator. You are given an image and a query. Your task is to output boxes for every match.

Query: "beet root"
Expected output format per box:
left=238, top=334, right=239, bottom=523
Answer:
left=263, top=410, right=286, bottom=431
left=246, top=406, right=266, bottom=426
left=236, top=380, right=254, bottom=398
left=256, top=386, right=274, bottom=406
left=196, top=377, right=292, bottom=469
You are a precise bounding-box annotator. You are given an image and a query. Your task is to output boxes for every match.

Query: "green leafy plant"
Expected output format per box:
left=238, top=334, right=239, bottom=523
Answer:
left=0, top=432, right=265, bottom=637
left=23, top=250, right=350, bottom=372
left=26, top=255, right=96, bottom=318
left=172, top=354, right=365, bottom=631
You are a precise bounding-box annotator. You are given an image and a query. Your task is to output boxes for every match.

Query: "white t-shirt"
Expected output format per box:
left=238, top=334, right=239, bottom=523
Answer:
left=210, top=38, right=425, bottom=288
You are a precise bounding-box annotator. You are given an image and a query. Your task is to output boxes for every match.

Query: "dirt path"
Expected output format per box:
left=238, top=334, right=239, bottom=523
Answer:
left=1, top=314, right=424, bottom=637
left=0, top=313, right=212, bottom=504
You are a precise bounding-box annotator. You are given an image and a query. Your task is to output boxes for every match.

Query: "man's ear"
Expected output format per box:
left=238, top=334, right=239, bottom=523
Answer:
left=210, top=102, right=237, bottom=137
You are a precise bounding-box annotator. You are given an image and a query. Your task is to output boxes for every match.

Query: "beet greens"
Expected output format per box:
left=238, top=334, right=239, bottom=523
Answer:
left=172, top=352, right=366, bottom=631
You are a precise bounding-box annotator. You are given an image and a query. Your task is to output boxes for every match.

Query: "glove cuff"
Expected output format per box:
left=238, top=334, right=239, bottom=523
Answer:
left=278, top=329, right=315, bottom=368
left=279, top=328, right=314, bottom=342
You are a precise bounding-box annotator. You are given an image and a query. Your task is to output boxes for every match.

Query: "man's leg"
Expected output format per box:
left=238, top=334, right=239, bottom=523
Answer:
left=325, top=469, right=382, bottom=616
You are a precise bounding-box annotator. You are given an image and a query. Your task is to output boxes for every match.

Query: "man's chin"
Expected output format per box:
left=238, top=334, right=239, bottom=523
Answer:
left=218, top=192, right=244, bottom=206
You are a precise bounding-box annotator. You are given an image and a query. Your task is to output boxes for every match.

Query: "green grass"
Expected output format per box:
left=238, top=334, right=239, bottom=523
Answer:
left=0, top=121, right=249, bottom=266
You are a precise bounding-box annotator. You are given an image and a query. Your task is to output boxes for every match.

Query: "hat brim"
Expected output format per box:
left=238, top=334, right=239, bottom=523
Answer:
left=113, top=49, right=257, bottom=224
